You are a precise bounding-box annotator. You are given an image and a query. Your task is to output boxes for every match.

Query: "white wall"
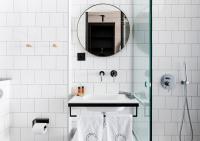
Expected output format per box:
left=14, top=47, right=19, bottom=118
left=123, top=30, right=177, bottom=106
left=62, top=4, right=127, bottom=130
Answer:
left=70, top=0, right=134, bottom=97
left=153, top=0, right=200, bottom=141
left=0, top=0, right=68, bottom=141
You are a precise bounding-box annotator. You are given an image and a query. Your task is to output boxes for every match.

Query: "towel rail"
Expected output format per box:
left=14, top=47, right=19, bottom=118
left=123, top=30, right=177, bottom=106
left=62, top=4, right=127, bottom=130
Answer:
left=68, top=103, right=139, bottom=117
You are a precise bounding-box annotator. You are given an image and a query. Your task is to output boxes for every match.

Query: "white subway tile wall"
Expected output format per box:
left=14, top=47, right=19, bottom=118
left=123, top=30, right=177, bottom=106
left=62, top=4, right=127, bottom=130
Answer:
left=0, top=0, right=69, bottom=141
left=153, top=0, right=200, bottom=141
left=70, top=0, right=135, bottom=97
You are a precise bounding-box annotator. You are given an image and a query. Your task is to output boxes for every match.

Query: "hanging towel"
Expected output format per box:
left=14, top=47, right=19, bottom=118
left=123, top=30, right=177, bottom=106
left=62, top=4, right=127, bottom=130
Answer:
left=106, top=114, right=134, bottom=141
left=71, top=128, right=78, bottom=141
left=77, top=113, right=104, bottom=141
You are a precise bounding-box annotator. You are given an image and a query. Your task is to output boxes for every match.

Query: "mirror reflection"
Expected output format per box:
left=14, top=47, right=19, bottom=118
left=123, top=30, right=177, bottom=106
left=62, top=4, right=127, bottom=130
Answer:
left=77, top=4, right=130, bottom=57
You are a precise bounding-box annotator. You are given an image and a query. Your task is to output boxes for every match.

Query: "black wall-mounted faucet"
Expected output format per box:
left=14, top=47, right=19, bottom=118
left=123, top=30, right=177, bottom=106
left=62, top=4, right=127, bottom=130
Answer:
left=99, top=71, right=105, bottom=82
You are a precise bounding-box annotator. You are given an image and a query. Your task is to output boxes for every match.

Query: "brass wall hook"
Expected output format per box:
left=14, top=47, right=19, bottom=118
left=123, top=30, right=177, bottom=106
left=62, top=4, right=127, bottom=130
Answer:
left=52, top=43, right=58, bottom=48
left=26, top=43, right=32, bottom=48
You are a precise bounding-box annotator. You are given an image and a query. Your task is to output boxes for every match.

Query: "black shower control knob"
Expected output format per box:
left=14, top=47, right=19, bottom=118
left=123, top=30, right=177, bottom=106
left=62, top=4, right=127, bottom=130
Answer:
left=110, top=70, right=117, bottom=77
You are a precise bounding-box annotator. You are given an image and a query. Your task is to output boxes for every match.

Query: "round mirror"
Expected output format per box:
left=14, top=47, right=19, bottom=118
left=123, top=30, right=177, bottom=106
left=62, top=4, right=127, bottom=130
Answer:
left=77, top=4, right=130, bottom=57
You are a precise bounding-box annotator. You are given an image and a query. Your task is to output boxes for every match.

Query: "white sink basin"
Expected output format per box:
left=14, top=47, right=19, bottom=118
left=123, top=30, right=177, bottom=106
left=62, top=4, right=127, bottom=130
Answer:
left=68, top=94, right=139, bottom=112
left=83, top=95, right=125, bottom=112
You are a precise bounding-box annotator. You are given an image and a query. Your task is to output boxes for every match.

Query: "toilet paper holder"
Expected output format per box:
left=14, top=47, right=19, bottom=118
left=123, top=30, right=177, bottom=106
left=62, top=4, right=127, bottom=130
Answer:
left=32, top=118, right=49, bottom=127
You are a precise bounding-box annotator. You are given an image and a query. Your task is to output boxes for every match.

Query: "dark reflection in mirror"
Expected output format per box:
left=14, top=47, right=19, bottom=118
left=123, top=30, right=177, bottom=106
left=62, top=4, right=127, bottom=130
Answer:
left=77, top=4, right=130, bottom=57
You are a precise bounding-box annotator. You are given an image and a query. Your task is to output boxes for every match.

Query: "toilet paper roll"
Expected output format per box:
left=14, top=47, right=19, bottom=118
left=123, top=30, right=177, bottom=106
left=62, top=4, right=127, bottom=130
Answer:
left=32, top=123, right=48, bottom=134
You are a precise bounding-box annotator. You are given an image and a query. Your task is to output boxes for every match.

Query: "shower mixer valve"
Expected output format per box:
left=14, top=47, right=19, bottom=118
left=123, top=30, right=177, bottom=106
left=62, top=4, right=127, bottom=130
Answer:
left=160, top=74, right=175, bottom=91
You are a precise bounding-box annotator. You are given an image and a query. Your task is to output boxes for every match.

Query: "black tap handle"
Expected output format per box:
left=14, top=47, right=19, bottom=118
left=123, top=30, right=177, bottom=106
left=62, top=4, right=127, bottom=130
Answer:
left=110, top=70, right=117, bottom=77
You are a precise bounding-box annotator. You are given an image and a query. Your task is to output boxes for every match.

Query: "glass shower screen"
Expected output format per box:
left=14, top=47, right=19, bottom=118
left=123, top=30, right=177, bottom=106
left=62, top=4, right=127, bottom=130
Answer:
left=132, top=0, right=152, bottom=141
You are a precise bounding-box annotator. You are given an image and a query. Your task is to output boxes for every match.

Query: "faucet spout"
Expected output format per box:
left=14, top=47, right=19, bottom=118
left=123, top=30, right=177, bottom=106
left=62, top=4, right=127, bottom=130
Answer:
left=99, top=71, right=105, bottom=82
left=119, top=91, right=131, bottom=95
left=118, top=91, right=135, bottom=99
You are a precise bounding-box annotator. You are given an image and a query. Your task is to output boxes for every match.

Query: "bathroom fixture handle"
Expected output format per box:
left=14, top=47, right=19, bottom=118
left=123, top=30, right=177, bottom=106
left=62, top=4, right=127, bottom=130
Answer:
left=99, top=71, right=105, bottom=82
left=110, top=70, right=117, bottom=82
left=181, top=62, right=190, bottom=85
left=144, top=81, right=151, bottom=88
left=110, top=70, right=117, bottom=77
left=160, top=74, right=175, bottom=91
